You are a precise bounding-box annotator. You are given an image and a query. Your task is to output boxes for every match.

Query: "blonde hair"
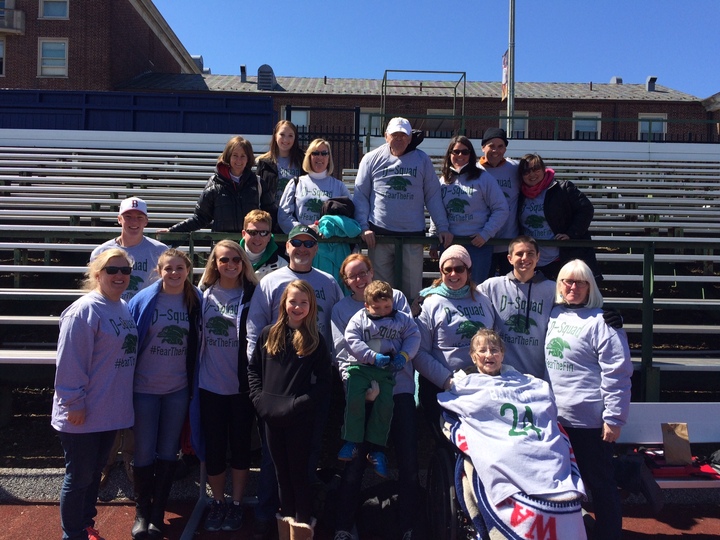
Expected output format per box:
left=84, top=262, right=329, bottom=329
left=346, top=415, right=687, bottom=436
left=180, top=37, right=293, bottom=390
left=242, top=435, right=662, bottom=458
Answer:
left=302, top=138, right=334, bottom=176
left=243, top=209, right=272, bottom=230
left=200, top=239, right=258, bottom=289
left=157, top=248, right=198, bottom=311
left=264, top=280, right=319, bottom=357
left=83, top=248, right=133, bottom=291
left=555, top=259, right=603, bottom=309
left=364, top=280, right=393, bottom=304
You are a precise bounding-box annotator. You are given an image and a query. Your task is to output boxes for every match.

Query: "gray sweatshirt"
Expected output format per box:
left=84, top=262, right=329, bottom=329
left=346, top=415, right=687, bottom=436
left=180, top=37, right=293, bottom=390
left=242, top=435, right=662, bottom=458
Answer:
left=51, top=291, right=137, bottom=433
left=354, top=144, right=449, bottom=234
left=478, top=159, right=520, bottom=250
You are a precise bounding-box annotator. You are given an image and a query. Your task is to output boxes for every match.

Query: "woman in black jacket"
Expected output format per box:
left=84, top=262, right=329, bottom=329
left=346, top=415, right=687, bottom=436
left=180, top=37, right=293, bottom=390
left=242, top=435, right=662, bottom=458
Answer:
left=248, top=279, right=331, bottom=540
left=161, top=136, right=273, bottom=234
left=517, top=153, right=601, bottom=280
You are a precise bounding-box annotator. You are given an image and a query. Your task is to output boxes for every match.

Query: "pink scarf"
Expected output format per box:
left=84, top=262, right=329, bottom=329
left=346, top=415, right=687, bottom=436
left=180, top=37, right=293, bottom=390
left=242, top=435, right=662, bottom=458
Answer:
left=521, top=167, right=555, bottom=199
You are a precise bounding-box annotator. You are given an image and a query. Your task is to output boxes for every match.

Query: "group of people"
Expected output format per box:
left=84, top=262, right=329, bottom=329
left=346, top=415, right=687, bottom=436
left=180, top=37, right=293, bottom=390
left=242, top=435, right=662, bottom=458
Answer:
left=50, top=117, right=632, bottom=540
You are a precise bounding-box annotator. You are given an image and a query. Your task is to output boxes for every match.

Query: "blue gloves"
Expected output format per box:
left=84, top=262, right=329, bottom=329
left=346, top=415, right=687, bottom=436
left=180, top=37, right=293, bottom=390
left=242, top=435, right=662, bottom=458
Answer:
left=374, top=353, right=392, bottom=368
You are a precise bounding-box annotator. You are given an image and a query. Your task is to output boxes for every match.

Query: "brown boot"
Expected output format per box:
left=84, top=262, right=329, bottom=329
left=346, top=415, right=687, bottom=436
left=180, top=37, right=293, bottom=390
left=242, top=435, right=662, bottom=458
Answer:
left=289, top=517, right=316, bottom=540
left=276, top=514, right=293, bottom=540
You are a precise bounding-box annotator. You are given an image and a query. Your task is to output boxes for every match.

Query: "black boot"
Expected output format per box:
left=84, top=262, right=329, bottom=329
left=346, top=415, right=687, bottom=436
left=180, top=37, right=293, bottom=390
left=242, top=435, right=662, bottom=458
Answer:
left=132, top=464, right=155, bottom=540
left=148, top=458, right=177, bottom=539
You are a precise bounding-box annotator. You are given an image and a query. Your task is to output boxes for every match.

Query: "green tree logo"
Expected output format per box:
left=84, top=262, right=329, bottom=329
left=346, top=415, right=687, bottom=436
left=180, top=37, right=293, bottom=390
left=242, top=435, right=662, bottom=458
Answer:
left=546, top=337, right=571, bottom=359
left=122, top=334, right=137, bottom=354
left=158, top=325, right=189, bottom=345
left=387, top=177, right=412, bottom=191
left=505, top=314, right=537, bottom=335
left=206, top=316, right=234, bottom=336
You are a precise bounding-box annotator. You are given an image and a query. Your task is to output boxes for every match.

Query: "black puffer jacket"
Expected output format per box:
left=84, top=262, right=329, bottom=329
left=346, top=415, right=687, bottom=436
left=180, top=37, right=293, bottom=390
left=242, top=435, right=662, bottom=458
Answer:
left=169, top=163, right=271, bottom=233
left=519, top=179, right=601, bottom=278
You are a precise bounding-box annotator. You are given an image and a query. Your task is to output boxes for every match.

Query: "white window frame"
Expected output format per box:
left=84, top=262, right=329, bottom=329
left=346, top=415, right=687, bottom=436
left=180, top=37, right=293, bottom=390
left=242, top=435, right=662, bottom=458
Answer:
left=573, top=112, right=601, bottom=140
left=39, top=0, right=68, bottom=19
left=0, top=37, right=5, bottom=77
left=499, top=110, right=528, bottom=139
left=359, top=107, right=381, bottom=136
left=281, top=106, right=309, bottom=132
left=638, top=113, right=667, bottom=142
left=37, top=38, right=68, bottom=77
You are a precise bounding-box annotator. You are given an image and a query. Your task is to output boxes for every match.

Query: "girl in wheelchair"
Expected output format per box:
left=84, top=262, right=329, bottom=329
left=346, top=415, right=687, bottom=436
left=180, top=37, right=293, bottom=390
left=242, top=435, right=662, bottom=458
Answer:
left=435, top=329, right=587, bottom=540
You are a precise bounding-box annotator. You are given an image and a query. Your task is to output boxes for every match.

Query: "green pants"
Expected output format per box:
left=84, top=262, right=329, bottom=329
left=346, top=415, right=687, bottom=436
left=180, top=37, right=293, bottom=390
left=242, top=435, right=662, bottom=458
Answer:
left=342, top=363, right=395, bottom=447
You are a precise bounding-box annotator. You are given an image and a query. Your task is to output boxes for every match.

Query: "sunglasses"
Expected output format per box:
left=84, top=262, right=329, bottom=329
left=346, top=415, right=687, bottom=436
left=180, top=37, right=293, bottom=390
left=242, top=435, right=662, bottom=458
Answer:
left=289, top=239, right=317, bottom=248
left=441, top=265, right=467, bottom=275
left=104, top=266, right=132, bottom=275
left=451, top=149, right=470, bottom=156
left=218, top=256, right=242, bottom=264
left=245, top=229, right=270, bottom=237
left=310, top=151, right=329, bottom=157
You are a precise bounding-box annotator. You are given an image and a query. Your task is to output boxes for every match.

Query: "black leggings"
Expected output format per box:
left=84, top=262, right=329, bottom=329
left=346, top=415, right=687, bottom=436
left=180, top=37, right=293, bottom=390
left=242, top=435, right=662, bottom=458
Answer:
left=199, top=389, right=254, bottom=476
left=265, top=417, right=314, bottom=523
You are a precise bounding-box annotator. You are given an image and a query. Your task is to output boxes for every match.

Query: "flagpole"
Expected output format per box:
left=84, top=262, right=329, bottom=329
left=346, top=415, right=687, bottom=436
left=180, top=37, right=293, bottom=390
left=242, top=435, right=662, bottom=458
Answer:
left=507, top=0, right=515, bottom=137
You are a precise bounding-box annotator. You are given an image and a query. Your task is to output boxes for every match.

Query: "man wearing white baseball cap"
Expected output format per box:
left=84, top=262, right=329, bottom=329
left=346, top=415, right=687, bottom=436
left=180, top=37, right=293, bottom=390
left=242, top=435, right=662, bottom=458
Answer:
left=353, top=117, right=453, bottom=301
left=91, top=196, right=168, bottom=301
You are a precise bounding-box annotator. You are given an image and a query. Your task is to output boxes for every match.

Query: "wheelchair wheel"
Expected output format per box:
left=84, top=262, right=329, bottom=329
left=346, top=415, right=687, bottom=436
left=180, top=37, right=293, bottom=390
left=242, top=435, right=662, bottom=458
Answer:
left=426, top=445, right=460, bottom=540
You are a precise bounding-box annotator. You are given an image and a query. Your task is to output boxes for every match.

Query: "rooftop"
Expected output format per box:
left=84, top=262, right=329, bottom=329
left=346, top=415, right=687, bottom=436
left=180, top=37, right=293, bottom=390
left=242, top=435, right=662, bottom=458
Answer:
left=119, top=73, right=699, bottom=102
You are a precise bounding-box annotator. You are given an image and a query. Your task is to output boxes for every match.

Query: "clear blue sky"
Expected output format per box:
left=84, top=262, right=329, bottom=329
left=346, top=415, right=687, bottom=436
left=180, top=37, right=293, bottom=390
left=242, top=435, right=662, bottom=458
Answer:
left=153, top=0, right=719, bottom=99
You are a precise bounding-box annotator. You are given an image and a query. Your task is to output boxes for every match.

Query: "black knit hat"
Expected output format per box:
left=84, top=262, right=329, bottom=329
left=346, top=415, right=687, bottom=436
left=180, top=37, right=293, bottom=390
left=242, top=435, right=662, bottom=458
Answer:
left=481, top=127, right=509, bottom=147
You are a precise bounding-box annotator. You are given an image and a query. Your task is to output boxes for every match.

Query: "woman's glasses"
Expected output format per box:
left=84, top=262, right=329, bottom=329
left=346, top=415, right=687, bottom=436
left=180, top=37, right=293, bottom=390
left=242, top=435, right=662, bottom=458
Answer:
left=561, top=279, right=589, bottom=288
left=104, top=266, right=132, bottom=275
left=345, top=270, right=369, bottom=282
left=441, top=265, right=467, bottom=275
left=218, top=256, right=242, bottom=264
left=245, top=230, right=270, bottom=237
left=451, top=149, right=470, bottom=156
left=310, top=151, right=329, bottom=157
left=289, top=239, right=318, bottom=248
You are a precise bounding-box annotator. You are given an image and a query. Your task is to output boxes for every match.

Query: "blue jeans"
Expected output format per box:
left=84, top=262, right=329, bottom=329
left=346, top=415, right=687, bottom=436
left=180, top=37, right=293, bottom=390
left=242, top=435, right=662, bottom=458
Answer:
left=335, top=393, right=419, bottom=534
left=564, top=426, right=622, bottom=540
left=464, top=243, right=494, bottom=284
left=133, top=387, right=189, bottom=467
left=58, top=430, right=117, bottom=540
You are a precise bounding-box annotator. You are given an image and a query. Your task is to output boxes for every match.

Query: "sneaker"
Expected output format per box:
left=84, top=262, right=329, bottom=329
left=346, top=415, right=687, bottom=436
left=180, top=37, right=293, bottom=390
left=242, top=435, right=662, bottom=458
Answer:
left=222, top=501, right=244, bottom=531
left=334, top=530, right=354, bottom=540
left=367, top=451, right=388, bottom=478
left=204, top=499, right=227, bottom=531
left=85, top=526, right=105, bottom=540
left=402, top=529, right=413, bottom=540
left=338, top=441, right=358, bottom=461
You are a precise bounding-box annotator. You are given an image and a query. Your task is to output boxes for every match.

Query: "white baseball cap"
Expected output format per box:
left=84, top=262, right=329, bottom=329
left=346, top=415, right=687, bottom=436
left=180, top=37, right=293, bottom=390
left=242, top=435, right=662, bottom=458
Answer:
left=385, top=117, right=412, bottom=136
left=119, top=197, right=148, bottom=216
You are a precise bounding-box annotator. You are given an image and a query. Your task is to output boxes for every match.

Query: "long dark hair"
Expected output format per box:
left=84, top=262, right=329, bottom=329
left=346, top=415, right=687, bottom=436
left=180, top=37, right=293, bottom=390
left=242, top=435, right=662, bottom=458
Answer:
left=441, top=135, right=481, bottom=183
left=257, top=120, right=305, bottom=167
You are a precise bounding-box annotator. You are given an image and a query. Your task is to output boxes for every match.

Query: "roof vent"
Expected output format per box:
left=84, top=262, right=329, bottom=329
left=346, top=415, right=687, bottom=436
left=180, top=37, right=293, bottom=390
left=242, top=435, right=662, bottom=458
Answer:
left=241, top=65, right=247, bottom=83
left=610, top=76, right=623, bottom=84
left=646, top=76, right=658, bottom=92
left=257, top=64, right=276, bottom=91
left=191, top=55, right=204, bottom=72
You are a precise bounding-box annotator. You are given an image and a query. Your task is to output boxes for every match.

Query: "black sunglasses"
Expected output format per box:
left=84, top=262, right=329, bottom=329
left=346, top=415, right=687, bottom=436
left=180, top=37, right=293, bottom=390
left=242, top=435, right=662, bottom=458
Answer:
left=289, top=239, right=317, bottom=248
left=218, top=256, right=242, bottom=264
left=310, top=151, right=329, bottom=156
left=104, top=266, right=132, bottom=275
left=451, top=149, right=470, bottom=156
left=441, top=265, right=467, bottom=275
left=245, top=230, right=270, bottom=237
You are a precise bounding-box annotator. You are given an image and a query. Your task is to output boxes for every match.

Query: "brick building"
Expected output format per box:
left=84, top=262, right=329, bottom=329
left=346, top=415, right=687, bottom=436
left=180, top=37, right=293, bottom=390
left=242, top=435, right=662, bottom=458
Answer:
left=0, top=0, right=717, bottom=146
left=0, top=0, right=199, bottom=91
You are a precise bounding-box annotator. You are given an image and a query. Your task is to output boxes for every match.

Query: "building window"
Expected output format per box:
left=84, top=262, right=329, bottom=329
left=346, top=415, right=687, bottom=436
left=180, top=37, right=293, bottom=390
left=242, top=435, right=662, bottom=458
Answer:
left=38, top=38, right=67, bottom=77
left=0, top=39, right=5, bottom=77
left=359, top=108, right=382, bottom=136
left=573, top=113, right=601, bottom=140
left=638, top=114, right=667, bottom=142
left=499, top=110, right=528, bottom=139
left=282, top=106, right=309, bottom=131
left=39, top=0, right=68, bottom=19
